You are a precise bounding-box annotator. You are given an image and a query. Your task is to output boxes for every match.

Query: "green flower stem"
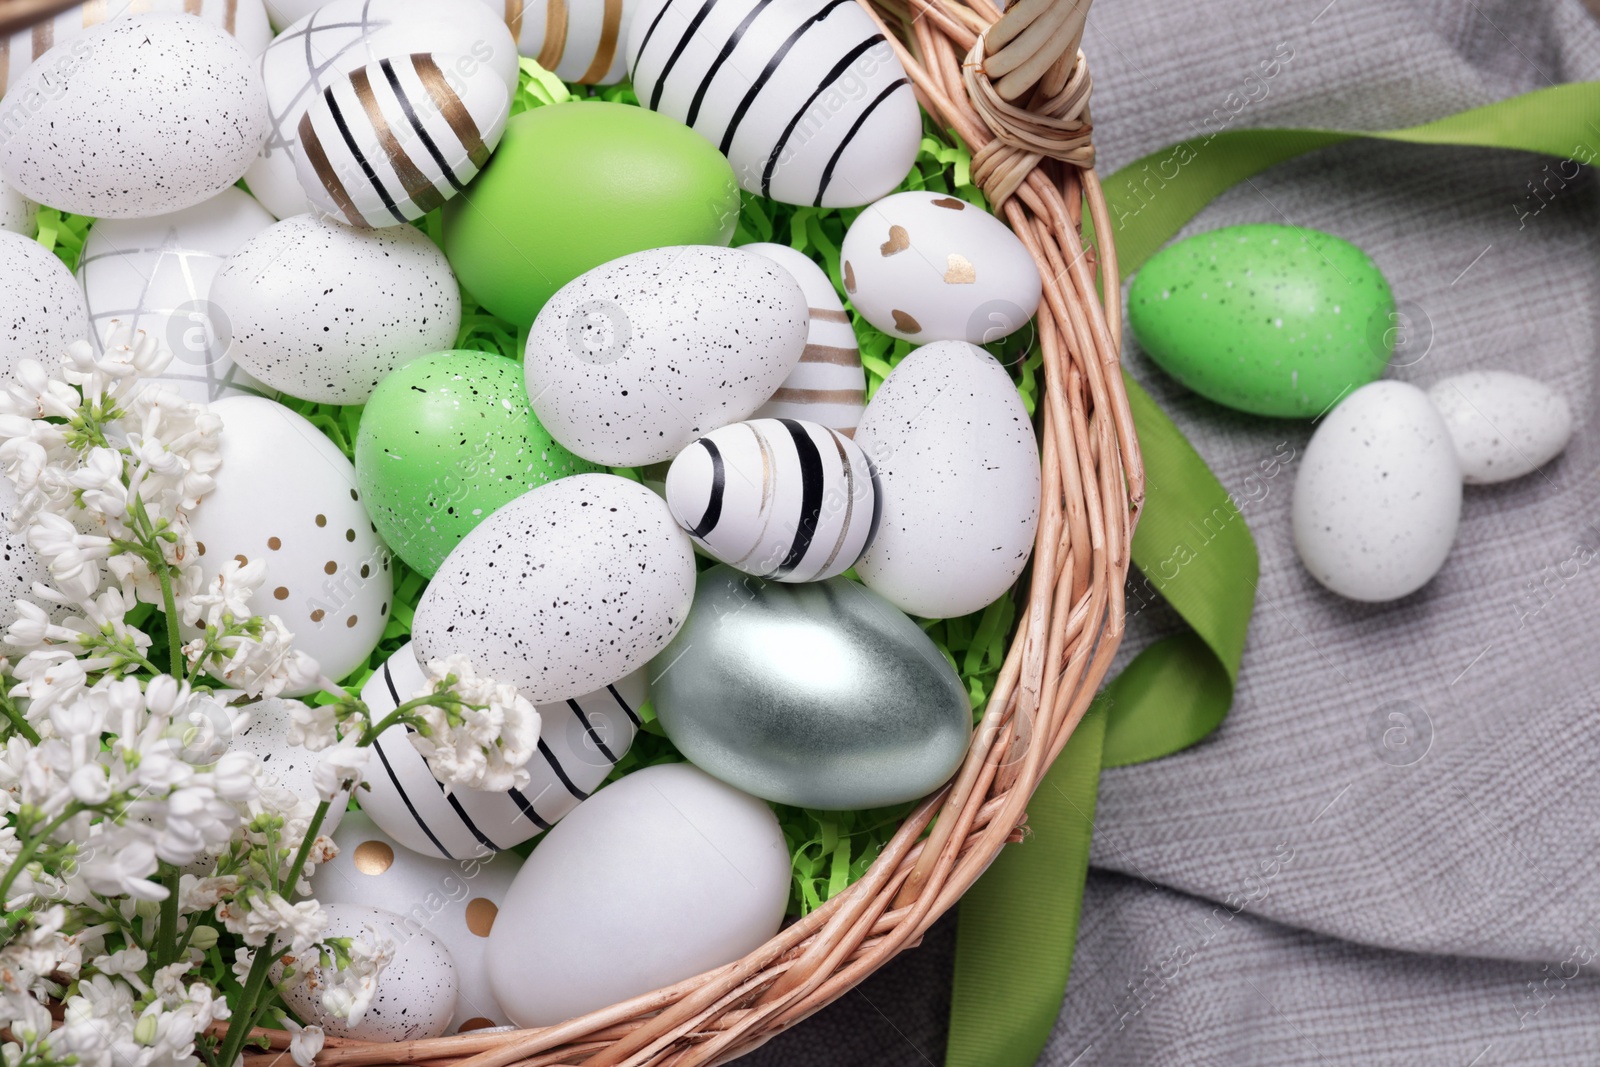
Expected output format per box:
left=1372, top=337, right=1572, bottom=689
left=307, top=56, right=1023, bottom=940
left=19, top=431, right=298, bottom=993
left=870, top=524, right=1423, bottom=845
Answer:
left=0, top=693, right=39, bottom=743
left=155, top=863, right=180, bottom=968
left=156, top=560, right=182, bottom=679
left=216, top=931, right=278, bottom=1067
left=0, top=802, right=83, bottom=905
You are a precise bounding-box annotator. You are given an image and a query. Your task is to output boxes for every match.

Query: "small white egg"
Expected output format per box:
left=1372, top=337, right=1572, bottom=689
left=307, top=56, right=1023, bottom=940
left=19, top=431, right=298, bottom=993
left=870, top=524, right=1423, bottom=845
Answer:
left=0, top=14, right=268, bottom=218
left=276, top=903, right=458, bottom=1041
left=485, top=763, right=790, bottom=1028
left=357, top=642, right=647, bottom=859
left=743, top=242, right=866, bottom=438
left=231, top=697, right=348, bottom=837
left=840, top=191, right=1042, bottom=344
left=77, top=187, right=277, bottom=404
left=1293, top=380, right=1462, bottom=601
left=524, top=245, right=808, bottom=466
left=248, top=0, right=520, bottom=219
left=665, top=418, right=878, bottom=582
left=311, top=812, right=519, bottom=1034
left=0, top=230, right=87, bottom=380
left=210, top=214, right=460, bottom=403
left=190, top=397, right=393, bottom=689
left=413, top=474, right=695, bottom=704
left=294, top=51, right=510, bottom=229
left=853, top=341, right=1040, bottom=618
left=1426, top=370, right=1573, bottom=484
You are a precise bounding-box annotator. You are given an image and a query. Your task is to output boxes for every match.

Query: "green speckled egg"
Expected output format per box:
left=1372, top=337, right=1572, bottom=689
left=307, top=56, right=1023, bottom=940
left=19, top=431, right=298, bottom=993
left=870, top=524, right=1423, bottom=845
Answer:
left=1128, top=224, right=1395, bottom=418
left=355, top=351, right=602, bottom=577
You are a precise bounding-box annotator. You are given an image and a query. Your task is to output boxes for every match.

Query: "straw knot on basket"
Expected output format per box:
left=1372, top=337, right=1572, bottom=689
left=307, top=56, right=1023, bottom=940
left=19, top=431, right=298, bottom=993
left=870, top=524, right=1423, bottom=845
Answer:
left=965, top=43, right=1095, bottom=206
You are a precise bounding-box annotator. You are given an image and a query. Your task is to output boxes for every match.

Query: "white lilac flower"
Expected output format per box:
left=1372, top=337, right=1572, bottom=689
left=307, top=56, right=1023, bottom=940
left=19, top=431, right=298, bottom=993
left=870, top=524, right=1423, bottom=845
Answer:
left=318, top=922, right=396, bottom=1026
left=411, top=655, right=540, bottom=793
left=312, top=734, right=368, bottom=803
left=285, top=1019, right=326, bottom=1067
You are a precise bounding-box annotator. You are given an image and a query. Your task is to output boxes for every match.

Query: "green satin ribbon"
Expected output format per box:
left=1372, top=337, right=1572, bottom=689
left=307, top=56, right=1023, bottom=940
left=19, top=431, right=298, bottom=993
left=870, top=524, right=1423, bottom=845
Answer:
left=947, top=80, right=1600, bottom=1067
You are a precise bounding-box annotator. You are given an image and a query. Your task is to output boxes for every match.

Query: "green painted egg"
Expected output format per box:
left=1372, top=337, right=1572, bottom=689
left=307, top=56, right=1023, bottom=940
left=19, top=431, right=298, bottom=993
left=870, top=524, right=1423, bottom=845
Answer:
left=442, top=101, right=740, bottom=326
left=1128, top=224, right=1396, bottom=418
left=355, top=351, right=602, bottom=577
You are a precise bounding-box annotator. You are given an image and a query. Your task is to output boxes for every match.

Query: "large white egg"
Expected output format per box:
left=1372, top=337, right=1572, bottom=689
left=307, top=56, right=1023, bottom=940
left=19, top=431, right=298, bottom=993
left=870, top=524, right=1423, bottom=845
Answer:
left=0, top=0, right=271, bottom=97
left=744, top=242, right=866, bottom=437
left=357, top=642, right=647, bottom=859
left=485, top=763, right=789, bottom=1028
left=853, top=341, right=1040, bottom=619
left=210, top=214, right=460, bottom=403
left=232, top=697, right=347, bottom=836
left=0, top=230, right=87, bottom=379
left=294, top=51, right=510, bottom=229
left=475, top=0, right=640, bottom=83
left=841, top=191, right=1042, bottom=344
left=77, top=187, right=277, bottom=404
left=665, top=418, right=878, bottom=582
left=0, top=15, right=268, bottom=218
left=1426, top=370, right=1573, bottom=485
left=627, top=0, right=919, bottom=207
left=310, top=812, right=519, bottom=1034
left=414, top=474, right=694, bottom=704
left=1293, top=380, right=1463, bottom=601
left=276, top=903, right=458, bottom=1040
left=191, top=397, right=393, bottom=689
left=247, top=0, right=518, bottom=219
left=524, top=245, right=807, bottom=466
left=0, top=174, right=34, bottom=234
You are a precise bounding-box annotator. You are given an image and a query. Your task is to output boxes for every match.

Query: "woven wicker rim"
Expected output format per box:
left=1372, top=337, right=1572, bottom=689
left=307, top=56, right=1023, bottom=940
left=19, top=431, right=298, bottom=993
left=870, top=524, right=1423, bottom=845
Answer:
left=238, top=0, right=1143, bottom=1062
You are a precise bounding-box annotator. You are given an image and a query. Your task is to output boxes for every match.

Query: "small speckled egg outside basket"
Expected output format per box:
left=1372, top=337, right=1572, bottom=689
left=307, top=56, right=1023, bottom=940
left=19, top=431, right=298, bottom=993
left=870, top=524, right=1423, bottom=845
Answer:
left=251, top=0, right=1139, bottom=1062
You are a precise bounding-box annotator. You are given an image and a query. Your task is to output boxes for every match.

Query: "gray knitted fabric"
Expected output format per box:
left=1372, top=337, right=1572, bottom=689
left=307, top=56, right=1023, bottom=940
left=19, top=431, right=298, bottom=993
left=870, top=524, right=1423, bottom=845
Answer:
left=746, top=0, right=1600, bottom=1063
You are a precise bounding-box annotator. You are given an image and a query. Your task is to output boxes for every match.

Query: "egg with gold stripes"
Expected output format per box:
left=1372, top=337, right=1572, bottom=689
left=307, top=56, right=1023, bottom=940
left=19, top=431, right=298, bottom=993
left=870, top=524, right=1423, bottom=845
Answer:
left=744, top=242, right=865, bottom=437
left=294, top=51, right=510, bottom=228
left=357, top=642, right=648, bottom=860
left=665, top=418, right=879, bottom=583
left=490, top=0, right=642, bottom=83
left=0, top=0, right=272, bottom=98
left=626, top=0, right=920, bottom=207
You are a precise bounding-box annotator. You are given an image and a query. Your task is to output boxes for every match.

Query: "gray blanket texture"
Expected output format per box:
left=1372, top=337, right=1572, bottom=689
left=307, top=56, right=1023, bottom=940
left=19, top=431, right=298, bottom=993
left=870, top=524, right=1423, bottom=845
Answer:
left=745, top=0, right=1600, bottom=1062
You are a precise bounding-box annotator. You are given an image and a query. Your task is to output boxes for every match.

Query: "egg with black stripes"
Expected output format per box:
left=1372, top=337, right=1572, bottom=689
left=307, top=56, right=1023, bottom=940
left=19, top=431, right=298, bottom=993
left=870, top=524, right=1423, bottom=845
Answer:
left=664, top=418, right=879, bottom=583
left=294, top=51, right=511, bottom=229
left=626, top=0, right=920, bottom=207
left=356, top=642, right=648, bottom=860
left=745, top=242, right=866, bottom=438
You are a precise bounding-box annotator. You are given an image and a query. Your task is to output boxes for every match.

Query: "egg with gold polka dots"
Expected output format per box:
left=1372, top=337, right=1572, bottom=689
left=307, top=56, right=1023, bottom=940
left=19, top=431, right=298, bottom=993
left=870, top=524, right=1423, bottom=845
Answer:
left=310, top=812, right=520, bottom=1034
left=839, top=190, right=1041, bottom=344
left=189, top=396, right=392, bottom=690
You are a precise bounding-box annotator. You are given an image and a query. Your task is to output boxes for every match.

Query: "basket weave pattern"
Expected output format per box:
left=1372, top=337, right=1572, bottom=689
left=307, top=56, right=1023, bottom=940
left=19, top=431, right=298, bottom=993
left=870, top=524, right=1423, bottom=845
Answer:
left=248, top=0, right=1141, bottom=1062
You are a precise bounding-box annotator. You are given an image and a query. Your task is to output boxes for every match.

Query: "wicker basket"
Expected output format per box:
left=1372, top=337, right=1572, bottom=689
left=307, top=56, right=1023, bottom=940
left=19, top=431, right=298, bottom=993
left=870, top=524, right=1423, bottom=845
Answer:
left=242, top=0, right=1141, bottom=1062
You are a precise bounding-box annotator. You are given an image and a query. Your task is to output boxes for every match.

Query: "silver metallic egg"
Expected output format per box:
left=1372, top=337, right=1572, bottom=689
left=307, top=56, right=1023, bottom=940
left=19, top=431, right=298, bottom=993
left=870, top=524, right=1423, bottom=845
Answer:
left=651, top=564, right=972, bottom=810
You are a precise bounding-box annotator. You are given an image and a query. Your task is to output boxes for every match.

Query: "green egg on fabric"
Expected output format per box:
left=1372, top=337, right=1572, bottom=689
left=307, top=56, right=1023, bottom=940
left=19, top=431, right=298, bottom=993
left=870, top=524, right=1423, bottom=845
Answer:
left=1128, top=223, right=1396, bottom=418
left=355, top=351, right=602, bottom=577
left=442, top=101, right=741, bottom=326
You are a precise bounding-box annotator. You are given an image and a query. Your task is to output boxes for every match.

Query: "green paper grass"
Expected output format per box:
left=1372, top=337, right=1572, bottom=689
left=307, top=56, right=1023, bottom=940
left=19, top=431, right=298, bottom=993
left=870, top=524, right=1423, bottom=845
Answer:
left=35, top=59, right=1034, bottom=918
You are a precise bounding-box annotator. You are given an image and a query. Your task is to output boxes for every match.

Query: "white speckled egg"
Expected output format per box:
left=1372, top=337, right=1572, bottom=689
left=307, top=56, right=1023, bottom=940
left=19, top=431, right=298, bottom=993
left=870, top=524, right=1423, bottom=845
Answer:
left=666, top=418, right=878, bottom=582
left=0, top=175, right=35, bottom=235
left=231, top=696, right=349, bottom=835
left=77, top=187, right=277, bottom=404
left=191, top=397, right=393, bottom=688
left=0, top=230, right=87, bottom=380
left=524, top=245, right=807, bottom=466
left=853, top=341, right=1040, bottom=618
left=1426, top=370, right=1573, bottom=485
left=478, top=0, right=641, bottom=82
left=414, top=474, right=694, bottom=703
left=743, top=242, right=866, bottom=437
left=1, top=1, right=271, bottom=97
left=840, top=191, right=1042, bottom=344
left=1293, top=380, right=1462, bottom=602
left=627, top=0, right=918, bottom=207
left=210, top=213, right=460, bottom=403
left=0, top=476, right=54, bottom=657
left=310, top=812, right=519, bottom=1034
left=0, top=14, right=268, bottom=218
left=357, top=642, right=647, bottom=859
left=486, top=763, right=789, bottom=1028
left=248, top=0, right=518, bottom=219
left=277, top=903, right=458, bottom=1040
left=294, top=51, right=510, bottom=229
